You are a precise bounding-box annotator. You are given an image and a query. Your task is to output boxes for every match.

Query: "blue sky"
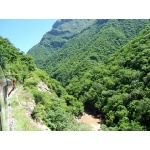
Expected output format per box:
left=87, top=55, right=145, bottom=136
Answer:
left=0, top=19, right=57, bottom=53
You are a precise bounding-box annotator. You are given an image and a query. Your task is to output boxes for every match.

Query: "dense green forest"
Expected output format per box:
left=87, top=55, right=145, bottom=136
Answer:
left=66, top=24, right=150, bottom=131
left=28, top=19, right=95, bottom=65
left=0, top=36, right=35, bottom=81
left=28, top=19, right=150, bottom=131
left=24, top=69, right=91, bottom=131
left=0, top=36, right=92, bottom=131
left=29, top=19, right=150, bottom=87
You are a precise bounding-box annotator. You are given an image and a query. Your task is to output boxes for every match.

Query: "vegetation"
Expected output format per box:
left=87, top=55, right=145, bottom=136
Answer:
left=28, top=19, right=150, bottom=131
left=24, top=69, right=92, bottom=131
left=10, top=86, right=42, bottom=131
left=28, top=19, right=95, bottom=66
left=32, top=19, right=150, bottom=87
left=2, top=19, right=150, bottom=131
left=66, top=24, right=150, bottom=130
left=0, top=36, right=35, bottom=82
left=0, top=36, right=91, bottom=130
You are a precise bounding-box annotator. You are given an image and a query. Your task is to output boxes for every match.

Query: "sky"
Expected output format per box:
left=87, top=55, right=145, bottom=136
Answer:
left=0, top=19, right=57, bottom=53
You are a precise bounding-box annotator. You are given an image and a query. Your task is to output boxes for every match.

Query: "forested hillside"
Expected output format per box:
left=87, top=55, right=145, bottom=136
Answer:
left=28, top=19, right=95, bottom=65
left=27, top=19, right=150, bottom=130
left=0, top=36, right=92, bottom=131
left=29, top=19, right=150, bottom=87
left=0, top=36, right=35, bottom=81
left=2, top=19, right=150, bottom=131
left=73, top=24, right=150, bottom=131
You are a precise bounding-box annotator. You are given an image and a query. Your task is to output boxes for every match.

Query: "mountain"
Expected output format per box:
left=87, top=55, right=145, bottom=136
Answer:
left=28, top=19, right=150, bottom=87
left=28, top=19, right=96, bottom=65
left=75, top=24, right=150, bottom=131
left=2, top=19, right=150, bottom=130
left=27, top=19, right=150, bottom=130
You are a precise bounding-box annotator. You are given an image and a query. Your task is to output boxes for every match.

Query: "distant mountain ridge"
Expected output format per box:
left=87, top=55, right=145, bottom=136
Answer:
left=28, top=19, right=96, bottom=64
left=30, top=19, right=150, bottom=86
left=28, top=20, right=150, bottom=70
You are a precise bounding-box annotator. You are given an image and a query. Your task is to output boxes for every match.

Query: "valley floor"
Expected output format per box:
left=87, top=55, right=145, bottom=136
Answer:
left=79, top=112, right=101, bottom=131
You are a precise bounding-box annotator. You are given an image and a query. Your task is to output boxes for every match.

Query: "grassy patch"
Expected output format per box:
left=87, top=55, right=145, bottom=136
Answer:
left=12, top=106, right=41, bottom=131
left=9, top=86, right=42, bottom=131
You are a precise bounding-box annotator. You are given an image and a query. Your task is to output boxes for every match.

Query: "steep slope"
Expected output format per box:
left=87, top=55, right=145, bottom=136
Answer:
left=0, top=36, right=93, bottom=131
left=8, top=85, right=50, bottom=131
left=22, top=69, right=92, bottom=131
left=41, top=19, right=150, bottom=86
left=0, top=36, right=36, bottom=131
left=0, top=36, right=35, bottom=81
left=28, top=19, right=95, bottom=66
left=69, top=24, right=150, bottom=131
left=27, top=19, right=150, bottom=130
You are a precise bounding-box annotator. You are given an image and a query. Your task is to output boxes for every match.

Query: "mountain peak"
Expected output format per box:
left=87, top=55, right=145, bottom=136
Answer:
left=52, top=19, right=72, bottom=29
